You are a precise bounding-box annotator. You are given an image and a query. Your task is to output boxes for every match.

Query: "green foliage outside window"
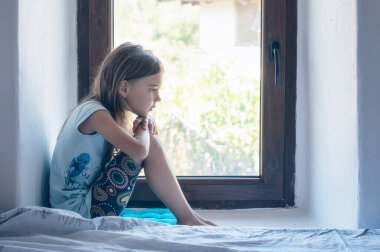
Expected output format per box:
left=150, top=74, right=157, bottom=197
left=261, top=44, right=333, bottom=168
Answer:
left=115, top=0, right=260, bottom=176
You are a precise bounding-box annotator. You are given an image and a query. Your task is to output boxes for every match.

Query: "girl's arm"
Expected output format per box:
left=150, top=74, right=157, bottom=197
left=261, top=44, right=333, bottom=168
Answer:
left=79, top=110, right=150, bottom=165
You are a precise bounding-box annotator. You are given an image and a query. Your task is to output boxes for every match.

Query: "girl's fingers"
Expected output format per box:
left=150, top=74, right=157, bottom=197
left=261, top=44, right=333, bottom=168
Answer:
left=132, top=117, right=142, bottom=132
left=134, top=116, right=157, bottom=134
left=148, top=120, right=154, bottom=134
left=151, top=120, right=157, bottom=135
left=132, top=121, right=139, bottom=132
left=133, top=116, right=146, bottom=132
left=145, top=116, right=157, bottom=135
left=142, top=118, right=149, bottom=130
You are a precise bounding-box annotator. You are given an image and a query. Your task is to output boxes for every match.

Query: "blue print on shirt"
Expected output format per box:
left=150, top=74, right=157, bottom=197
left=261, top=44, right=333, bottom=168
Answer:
left=64, top=153, right=91, bottom=190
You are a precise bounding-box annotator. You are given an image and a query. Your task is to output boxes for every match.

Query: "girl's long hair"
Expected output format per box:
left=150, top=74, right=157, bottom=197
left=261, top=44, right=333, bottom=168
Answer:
left=82, top=42, right=161, bottom=161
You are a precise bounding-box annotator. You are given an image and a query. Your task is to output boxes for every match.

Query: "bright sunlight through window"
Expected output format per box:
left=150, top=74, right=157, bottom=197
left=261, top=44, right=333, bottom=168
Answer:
left=114, top=0, right=261, bottom=176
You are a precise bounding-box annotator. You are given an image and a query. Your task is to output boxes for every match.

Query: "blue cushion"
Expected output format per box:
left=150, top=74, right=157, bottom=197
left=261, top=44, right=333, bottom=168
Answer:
left=120, top=208, right=177, bottom=225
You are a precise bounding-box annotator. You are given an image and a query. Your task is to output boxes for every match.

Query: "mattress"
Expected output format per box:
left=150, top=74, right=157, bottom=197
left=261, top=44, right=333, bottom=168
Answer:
left=0, top=206, right=379, bottom=252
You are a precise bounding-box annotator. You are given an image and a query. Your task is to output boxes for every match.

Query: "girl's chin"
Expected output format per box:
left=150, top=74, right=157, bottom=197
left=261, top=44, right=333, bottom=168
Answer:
left=127, top=108, right=149, bottom=117
left=134, top=111, right=149, bottom=117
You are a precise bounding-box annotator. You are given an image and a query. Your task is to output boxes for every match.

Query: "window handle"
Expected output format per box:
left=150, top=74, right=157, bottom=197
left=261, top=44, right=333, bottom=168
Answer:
left=271, top=41, right=281, bottom=85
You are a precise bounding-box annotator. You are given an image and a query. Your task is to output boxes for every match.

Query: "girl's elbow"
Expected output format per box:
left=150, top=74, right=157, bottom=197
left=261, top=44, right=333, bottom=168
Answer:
left=119, top=142, right=149, bottom=165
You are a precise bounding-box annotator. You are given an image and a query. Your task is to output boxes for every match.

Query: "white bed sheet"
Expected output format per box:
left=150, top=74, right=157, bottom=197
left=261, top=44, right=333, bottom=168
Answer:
left=0, top=206, right=379, bottom=252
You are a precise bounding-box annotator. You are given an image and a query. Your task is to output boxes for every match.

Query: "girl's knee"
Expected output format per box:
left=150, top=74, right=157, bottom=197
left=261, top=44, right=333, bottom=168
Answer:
left=149, top=134, right=164, bottom=151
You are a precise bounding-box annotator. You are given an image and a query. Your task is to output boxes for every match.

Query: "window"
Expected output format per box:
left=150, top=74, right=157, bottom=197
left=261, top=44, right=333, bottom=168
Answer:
left=77, top=0, right=296, bottom=209
left=114, top=0, right=261, bottom=177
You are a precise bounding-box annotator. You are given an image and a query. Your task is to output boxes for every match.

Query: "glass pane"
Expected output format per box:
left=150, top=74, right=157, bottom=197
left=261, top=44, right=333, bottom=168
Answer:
left=114, top=0, right=261, bottom=176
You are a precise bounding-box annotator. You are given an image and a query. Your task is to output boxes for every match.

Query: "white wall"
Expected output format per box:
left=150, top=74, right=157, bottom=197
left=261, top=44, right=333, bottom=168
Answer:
left=0, top=0, right=19, bottom=212
left=300, top=0, right=359, bottom=228
left=0, top=0, right=77, bottom=213
left=357, top=0, right=380, bottom=228
left=17, top=0, right=77, bottom=208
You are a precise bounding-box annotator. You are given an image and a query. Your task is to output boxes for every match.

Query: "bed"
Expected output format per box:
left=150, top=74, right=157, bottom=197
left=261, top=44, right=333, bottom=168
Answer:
left=0, top=206, right=379, bottom=251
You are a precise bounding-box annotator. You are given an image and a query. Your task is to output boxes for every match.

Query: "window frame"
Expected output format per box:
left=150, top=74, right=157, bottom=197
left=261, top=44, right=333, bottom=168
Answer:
left=77, top=0, right=297, bottom=209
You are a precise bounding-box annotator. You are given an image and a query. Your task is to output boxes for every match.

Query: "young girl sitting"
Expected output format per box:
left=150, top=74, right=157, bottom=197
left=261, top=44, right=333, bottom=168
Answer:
left=49, top=42, right=214, bottom=226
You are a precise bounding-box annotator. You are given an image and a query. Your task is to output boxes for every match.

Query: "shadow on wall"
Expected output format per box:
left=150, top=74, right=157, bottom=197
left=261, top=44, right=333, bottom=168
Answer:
left=41, top=154, right=51, bottom=208
left=296, top=0, right=311, bottom=213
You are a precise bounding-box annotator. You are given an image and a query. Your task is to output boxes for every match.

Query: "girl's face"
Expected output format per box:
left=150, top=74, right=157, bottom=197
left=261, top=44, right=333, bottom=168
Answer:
left=120, top=70, right=162, bottom=117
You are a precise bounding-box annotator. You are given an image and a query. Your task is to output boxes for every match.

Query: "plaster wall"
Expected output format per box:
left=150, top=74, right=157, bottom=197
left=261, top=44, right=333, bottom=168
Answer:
left=0, top=0, right=19, bottom=212
left=0, top=0, right=77, bottom=212
left=17, top=0, right=77, bottom=207
left=301, top=0, right=358, bottom=228
left=357, top=0, right=380, bottom=228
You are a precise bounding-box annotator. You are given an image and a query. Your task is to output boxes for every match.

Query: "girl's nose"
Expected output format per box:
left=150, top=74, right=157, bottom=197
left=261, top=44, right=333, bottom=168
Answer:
left=155, top=94, right=161, bottom=102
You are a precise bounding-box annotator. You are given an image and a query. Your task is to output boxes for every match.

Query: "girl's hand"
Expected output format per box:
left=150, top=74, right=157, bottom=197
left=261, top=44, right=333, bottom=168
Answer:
left=132, top=116, right=158, bottom=135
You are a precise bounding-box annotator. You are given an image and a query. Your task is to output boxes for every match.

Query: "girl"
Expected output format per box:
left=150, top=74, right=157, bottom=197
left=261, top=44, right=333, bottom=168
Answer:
left=49, top=42, right=214, bottom=226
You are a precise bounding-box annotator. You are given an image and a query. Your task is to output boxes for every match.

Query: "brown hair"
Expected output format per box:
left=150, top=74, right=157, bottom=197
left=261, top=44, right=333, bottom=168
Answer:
left=83, top=42, right=162, bottom=160
left=84, top=42, right=161, bottom=126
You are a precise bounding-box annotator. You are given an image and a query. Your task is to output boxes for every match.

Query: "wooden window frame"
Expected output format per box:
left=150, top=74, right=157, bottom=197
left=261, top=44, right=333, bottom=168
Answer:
left=77, top=0, right=297, bottom=209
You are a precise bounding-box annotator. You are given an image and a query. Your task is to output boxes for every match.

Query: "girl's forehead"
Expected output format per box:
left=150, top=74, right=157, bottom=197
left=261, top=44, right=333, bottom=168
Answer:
left=147, top=71, right=163, bottom=83
left=132, top=72, right=162, bottom=86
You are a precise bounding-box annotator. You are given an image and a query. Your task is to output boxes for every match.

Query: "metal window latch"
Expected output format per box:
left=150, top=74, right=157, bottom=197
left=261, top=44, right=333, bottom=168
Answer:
left=271, top=41, right=281, bottom=85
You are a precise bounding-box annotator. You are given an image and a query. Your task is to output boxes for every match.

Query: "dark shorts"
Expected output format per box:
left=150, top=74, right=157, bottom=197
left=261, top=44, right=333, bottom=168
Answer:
left=90, top=152, right=143, bottom=218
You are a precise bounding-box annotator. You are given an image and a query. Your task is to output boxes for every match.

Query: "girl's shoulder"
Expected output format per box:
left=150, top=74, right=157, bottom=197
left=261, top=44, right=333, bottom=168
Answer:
left=75, top=99, right=108, bottom=114
left=69, top=99, right=109, bottom=127
left=78, top=99, right=105, bottom=109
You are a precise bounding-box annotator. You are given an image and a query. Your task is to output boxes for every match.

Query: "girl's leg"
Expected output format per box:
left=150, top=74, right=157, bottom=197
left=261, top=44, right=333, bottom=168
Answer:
left=143, top=135, right=215, bottom=226
left=90, top=152, right=143, bottom=218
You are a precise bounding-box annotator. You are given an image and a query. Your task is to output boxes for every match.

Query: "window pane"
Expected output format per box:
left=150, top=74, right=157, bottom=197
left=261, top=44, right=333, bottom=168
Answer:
left=114, top=0, right=261, bottom=176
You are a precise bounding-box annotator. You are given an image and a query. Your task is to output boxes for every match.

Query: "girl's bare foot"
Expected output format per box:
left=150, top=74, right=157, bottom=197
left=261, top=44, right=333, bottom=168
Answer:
left=177, top=211, right=216, bottom=226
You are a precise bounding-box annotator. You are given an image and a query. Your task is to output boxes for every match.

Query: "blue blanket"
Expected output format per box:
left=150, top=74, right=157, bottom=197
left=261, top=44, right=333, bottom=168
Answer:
left=120, top=208, right=177, bottom=225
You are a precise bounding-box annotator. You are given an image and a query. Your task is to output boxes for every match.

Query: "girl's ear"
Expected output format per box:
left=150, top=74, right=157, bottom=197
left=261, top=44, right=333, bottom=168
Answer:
left=119, top=80, right=129, bottom=98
